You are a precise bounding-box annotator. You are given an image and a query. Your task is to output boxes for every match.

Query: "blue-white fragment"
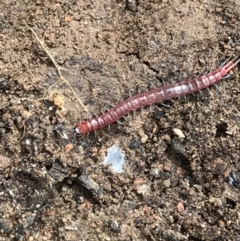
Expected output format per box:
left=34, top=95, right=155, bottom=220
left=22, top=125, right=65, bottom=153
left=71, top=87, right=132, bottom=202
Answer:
left=226, top=172, right=240, bottom=189
left=103, top=145, right=125, bottom=173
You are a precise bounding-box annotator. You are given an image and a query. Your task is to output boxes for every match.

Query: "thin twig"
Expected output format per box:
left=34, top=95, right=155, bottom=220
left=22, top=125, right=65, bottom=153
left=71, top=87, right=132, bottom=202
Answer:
left=24, top=21, right=88, bottom=113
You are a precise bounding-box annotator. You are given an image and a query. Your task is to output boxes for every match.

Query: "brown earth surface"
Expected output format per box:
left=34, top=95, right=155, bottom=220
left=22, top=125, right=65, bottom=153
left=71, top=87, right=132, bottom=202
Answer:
left=1, top=0, right=240, bottom=240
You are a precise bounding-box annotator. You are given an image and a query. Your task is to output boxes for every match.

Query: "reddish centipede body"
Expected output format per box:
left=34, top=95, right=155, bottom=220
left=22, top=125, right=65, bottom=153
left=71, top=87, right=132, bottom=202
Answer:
left=74, top=56, right=239, bottom=135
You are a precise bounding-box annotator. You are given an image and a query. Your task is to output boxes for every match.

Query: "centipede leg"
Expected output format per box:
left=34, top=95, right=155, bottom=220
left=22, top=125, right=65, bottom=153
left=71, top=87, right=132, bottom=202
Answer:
left=101, top=107, right=110, bottom=113
left=128, top=89, right=132, bottom=97
left=213, top=84, right=219, bottom=91
left=160, top=102, right=171, bottom=108
left=133, top=110, right=136, bottom=119
left=170, top=78, right=174, bottom=84
left=117, top=120, right=124, bottom=125
left=149, top=105, right=155, bottom=113
left=149, top=82, right=157, bottom=88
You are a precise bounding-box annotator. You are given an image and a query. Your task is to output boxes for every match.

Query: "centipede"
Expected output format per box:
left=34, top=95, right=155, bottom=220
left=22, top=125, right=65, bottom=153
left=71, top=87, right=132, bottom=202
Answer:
left=73, top=56, right=239, bottom=136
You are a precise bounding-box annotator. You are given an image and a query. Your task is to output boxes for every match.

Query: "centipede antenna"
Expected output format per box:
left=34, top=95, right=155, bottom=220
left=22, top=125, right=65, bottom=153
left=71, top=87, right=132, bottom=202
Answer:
left=234, top=56, right=240, bottom=66
left=55, top=125, right=75, bottom=139
left=231, top=54, right=240, bottom=65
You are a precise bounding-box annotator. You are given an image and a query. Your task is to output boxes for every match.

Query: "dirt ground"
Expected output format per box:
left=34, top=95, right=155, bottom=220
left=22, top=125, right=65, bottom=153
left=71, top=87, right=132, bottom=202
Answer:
left=1, top=0, right=240, bottom=240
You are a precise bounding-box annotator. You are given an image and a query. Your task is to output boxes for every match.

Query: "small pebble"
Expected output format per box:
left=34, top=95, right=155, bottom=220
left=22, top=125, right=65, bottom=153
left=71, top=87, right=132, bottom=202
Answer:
left=129, top=140, right=141, bottom=149
left=163, top=162, right=172, bottom=172
left=108, top=220, right=121, bottom=234
left=153, top=108, right=165, bottom=118
left=163, top=179, right=171, bottom=188
left=0, top=154, right=12, bottom=170
left=218, top=219, right=225, bottom=228
left=173, top=128, right=185, bottom=139
left=64, top=143, right=74, bottom=153
left=139, top=129, right=148, bottom=143
left=176, top=202, right=185, bottom=212
left=140, top=135, right=148, bottom=144
left=50, top=92, right=65, bottom=108
left=231, top=18, right=237, bottom=24
left=136, top=184, right=150, bottom=195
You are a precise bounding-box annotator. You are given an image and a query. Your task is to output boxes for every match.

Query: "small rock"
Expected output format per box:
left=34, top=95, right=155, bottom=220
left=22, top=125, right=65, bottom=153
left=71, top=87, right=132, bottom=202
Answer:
left=50, top=92, right=65, bottom=108
left=134, top=176, right=145, bottom=185
left=139, top=129, right=149, bottom=143
left=78, top=174, right=101, bottom=197
left=140, top=135, right=148, bottom=144
left=163, top=162, right=172, bottom=172
left=108, top=220, right=121, bottom=234
left=64, top=143, right=74, bottom=153
left=163, top=179, right=171, bottom=188
left=176, top=202, right=185, bottom=212
left=218, top=219, right=225, bottom=228
left=0, top=155, right=12, bottom=171
left=142, top=205, right=151, bottom=216
left=173, top=128, right=185, bottom=139
left=136, top=184, right=150, bottom=195
left=129, top=140, right=141, bottom=149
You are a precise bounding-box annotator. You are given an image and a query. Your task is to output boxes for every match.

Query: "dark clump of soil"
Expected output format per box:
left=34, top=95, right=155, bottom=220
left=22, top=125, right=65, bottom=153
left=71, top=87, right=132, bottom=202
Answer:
left=1, top=0, right=240, bottom=240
